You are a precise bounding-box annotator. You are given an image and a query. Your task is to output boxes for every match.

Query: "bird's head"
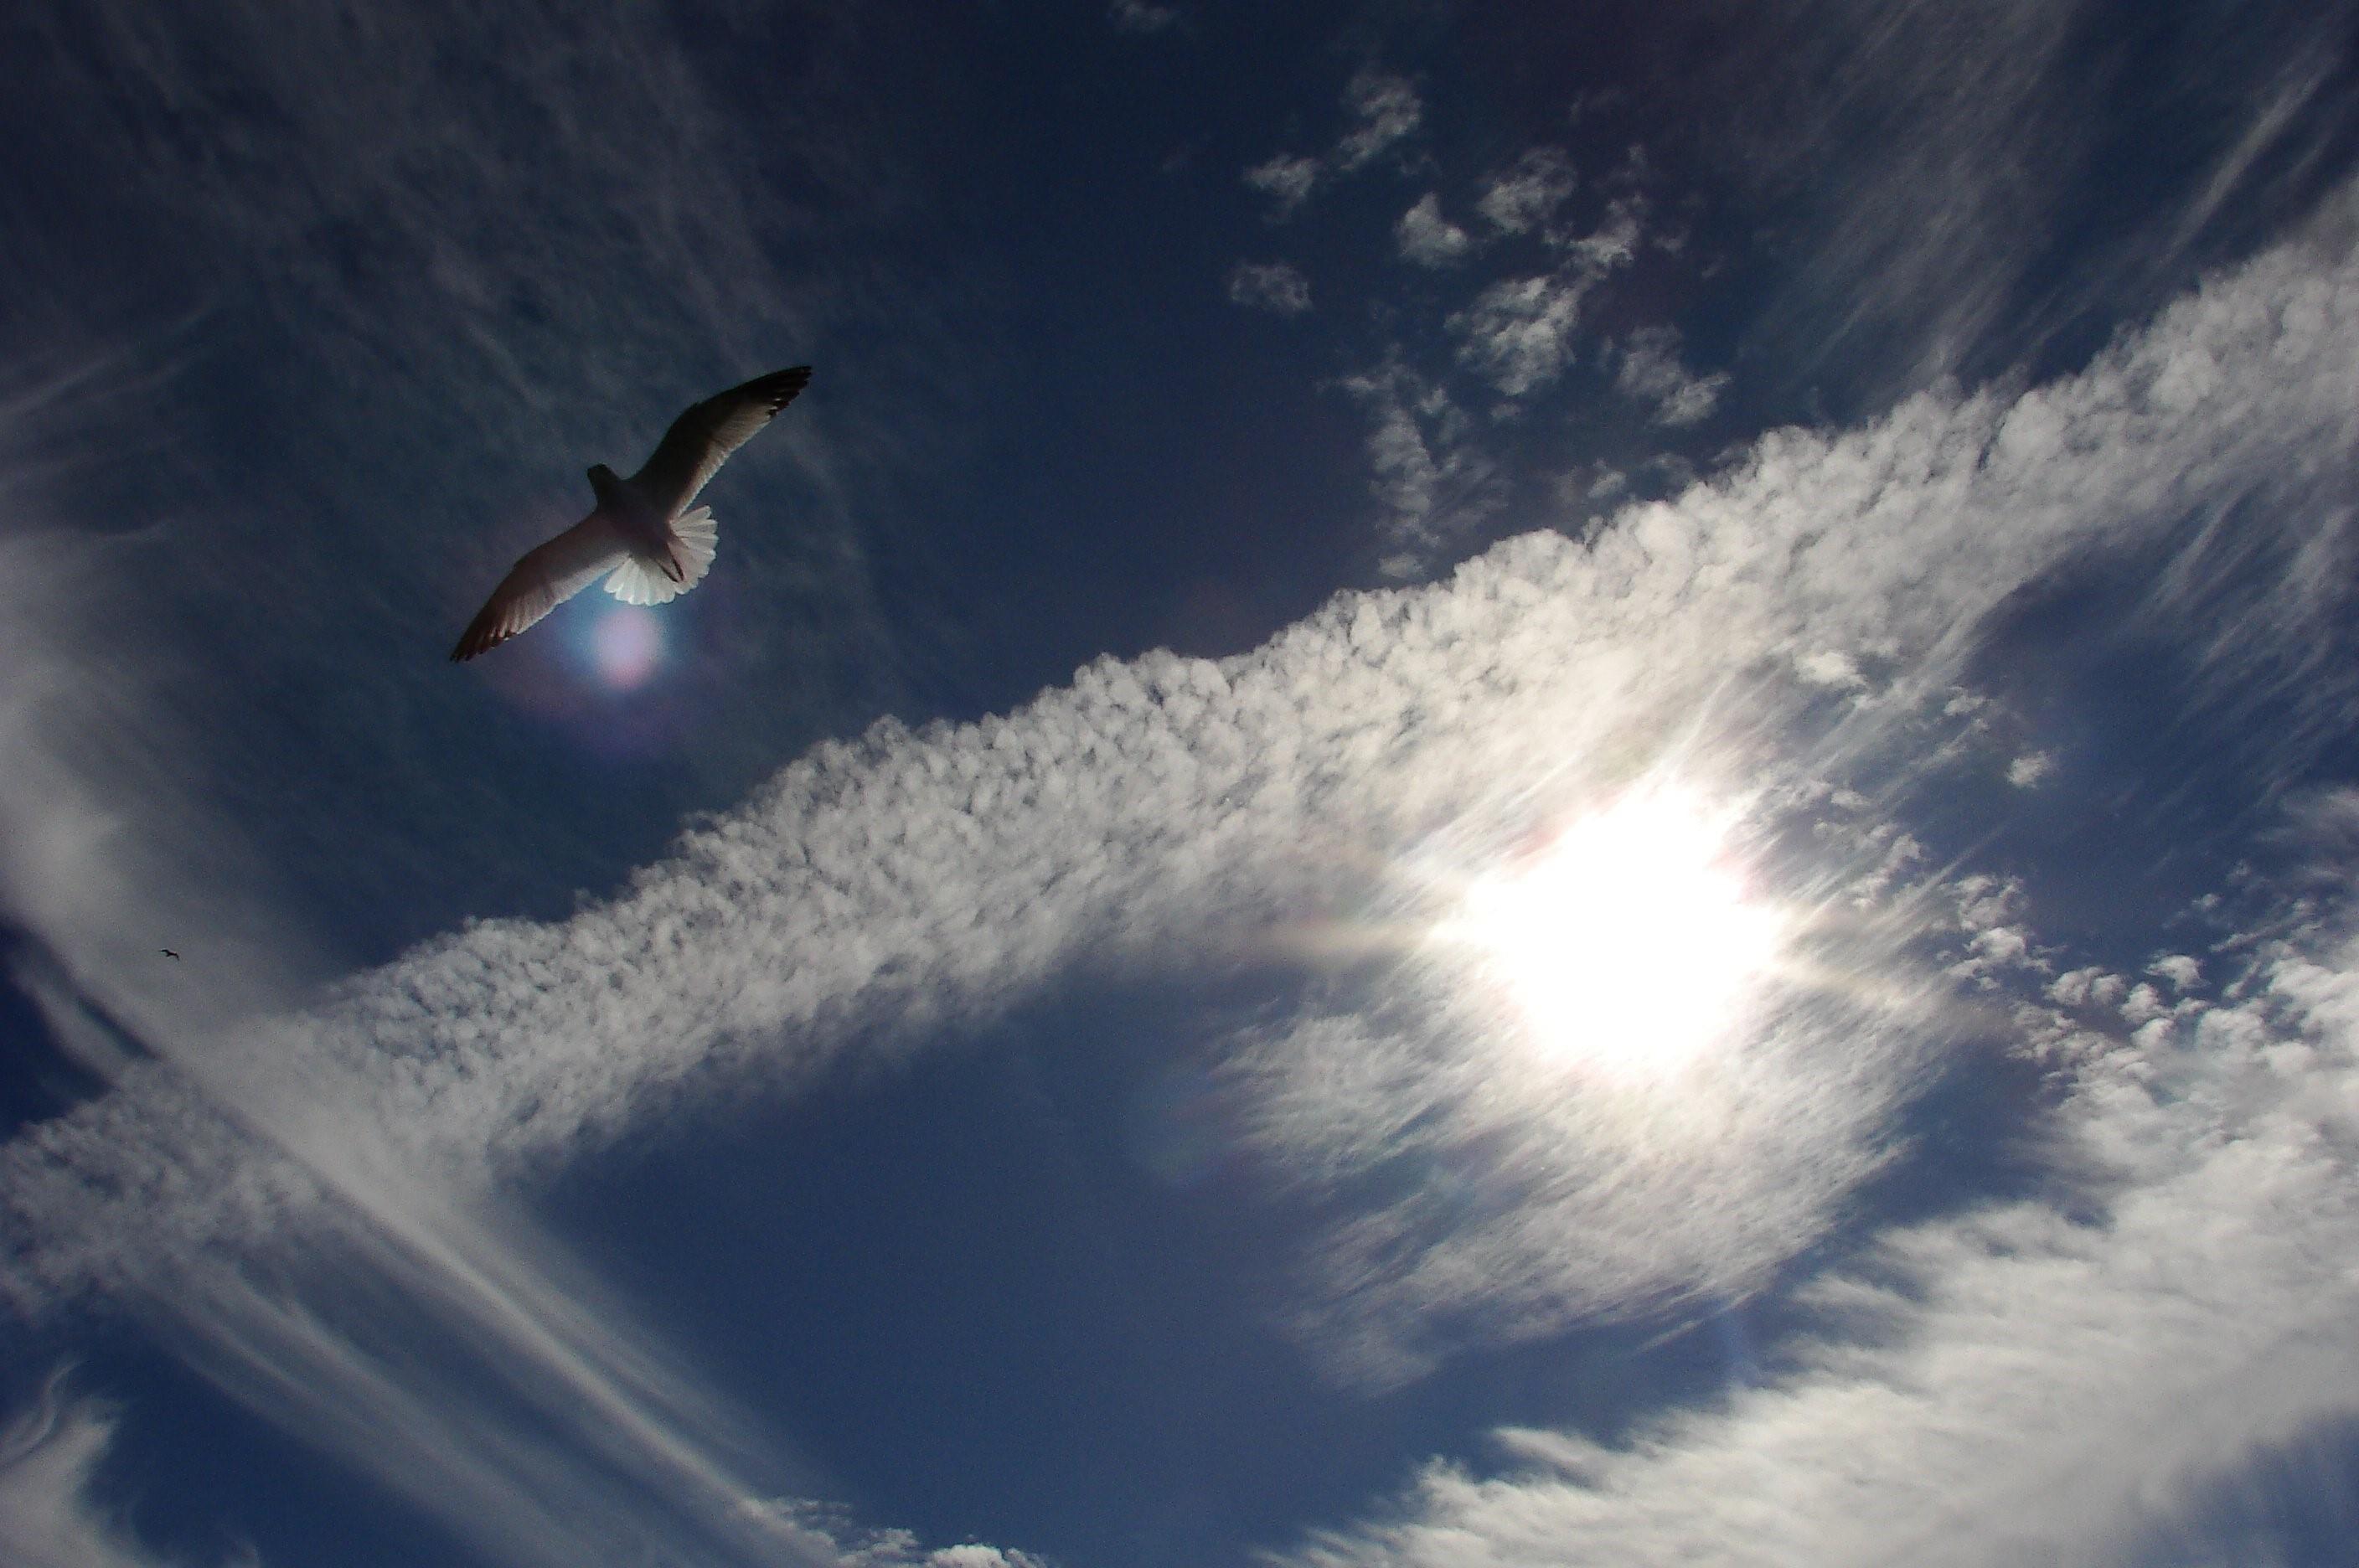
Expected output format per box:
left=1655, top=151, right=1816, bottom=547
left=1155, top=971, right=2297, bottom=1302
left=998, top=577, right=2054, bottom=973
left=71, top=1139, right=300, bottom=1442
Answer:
left=586, top=463, right=622, bottom=505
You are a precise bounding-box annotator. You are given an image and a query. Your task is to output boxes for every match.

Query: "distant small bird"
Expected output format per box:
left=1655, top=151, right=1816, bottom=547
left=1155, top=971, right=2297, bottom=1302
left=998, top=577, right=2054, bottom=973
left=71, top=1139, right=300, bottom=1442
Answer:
left=451, top=366, right=813, bottom=661
left=160, top=949, right=180, bottom=960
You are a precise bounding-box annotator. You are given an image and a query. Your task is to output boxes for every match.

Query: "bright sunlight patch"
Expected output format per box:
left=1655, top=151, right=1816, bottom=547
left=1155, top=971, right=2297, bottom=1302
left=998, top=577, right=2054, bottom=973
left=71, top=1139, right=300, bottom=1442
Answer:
left=1441, top=787, right=1783, bottom=1079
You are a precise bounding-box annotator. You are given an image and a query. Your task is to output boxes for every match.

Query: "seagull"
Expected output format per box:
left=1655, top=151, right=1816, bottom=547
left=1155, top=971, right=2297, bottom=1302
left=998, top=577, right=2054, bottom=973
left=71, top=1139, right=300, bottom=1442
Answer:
left=160, top=949, right=180, bottom=960
left=450, top=365, right=813, bottom=661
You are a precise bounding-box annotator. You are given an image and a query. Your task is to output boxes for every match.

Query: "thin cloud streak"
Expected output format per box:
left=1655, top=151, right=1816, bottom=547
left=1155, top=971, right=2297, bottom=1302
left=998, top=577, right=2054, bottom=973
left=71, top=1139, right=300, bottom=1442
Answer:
left=1720, top=0, right=2359, bottom=401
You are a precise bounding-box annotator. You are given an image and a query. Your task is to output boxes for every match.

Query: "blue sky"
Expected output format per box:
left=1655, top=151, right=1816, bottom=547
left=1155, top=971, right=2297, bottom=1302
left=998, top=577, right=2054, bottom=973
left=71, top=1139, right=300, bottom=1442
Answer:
left=5, top=3, right=2359, bottom=1565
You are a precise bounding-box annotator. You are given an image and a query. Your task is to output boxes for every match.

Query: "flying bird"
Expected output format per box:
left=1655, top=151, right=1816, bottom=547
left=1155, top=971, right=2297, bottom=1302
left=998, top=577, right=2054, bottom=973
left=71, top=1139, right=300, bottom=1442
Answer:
left=450, top=365, right=813, bottom=661
left=160, top=949, right=180, bottom=960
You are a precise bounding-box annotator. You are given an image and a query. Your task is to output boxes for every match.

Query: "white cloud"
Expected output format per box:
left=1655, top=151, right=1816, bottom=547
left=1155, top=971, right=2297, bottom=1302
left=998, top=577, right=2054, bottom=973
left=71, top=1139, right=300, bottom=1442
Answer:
left=1613, top=325, right=1731, bottom=426
left=1452, top=274, right=1594, bottom=396
left=1396, top=193, right=1472, bottom=266
left=1336, top=70, right=1422, bottom=171
left=1228, top=260, right=1313, bottom=315
left=1245, top=153, right=1321, bottom=218
left=1335, top=359, right=1504, bottom=567
left=750, top=1504, right=1051, bottom=1567
left=1794, top=648, right=1866, bottom=689
left=1, top=1078, right=1051, bottom=1568
left=1476, top=147, right=1577, bottom=235
left=2005, top=750, right=2056, bottom=787
left=1448, top=195, right=1646, bottom=401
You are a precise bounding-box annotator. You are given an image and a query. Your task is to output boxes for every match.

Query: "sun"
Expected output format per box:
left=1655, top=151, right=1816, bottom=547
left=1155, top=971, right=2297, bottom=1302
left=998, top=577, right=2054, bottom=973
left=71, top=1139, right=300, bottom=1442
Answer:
left=1439, top=787, right=1783, bottom=1078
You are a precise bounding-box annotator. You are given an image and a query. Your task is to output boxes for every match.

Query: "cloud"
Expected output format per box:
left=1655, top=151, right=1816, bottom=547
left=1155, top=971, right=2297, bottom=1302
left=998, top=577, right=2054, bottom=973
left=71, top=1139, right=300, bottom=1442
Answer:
left=0, top=1376, right=250, bottom=1568
left=139, top=1180, right=1053, bottom=1568
left=1105, top=0, right=1183, bottom=34
left=1269, top=918, right=2359, bottom=1565
left=751, top=1504, right=1051, bottom=1567
left=1476, top=147, right=1577, bottom=235
left=0, top=994, right=1050, bottom=1568
left=7, top=177, right=2353, bottom=1329
left=1451, top=274, right=1595, bottom=396
left=1244, top=67, right=1422, bottom=219
left=1396, top=194, right=1473, bottom=266
left=1229, top=924, right=1941, bottom=1386
left=3, top=166, right=2357, bottom=1568
left=1564, top=195, right=1645, bottom=270
left=1613, top=326, right=1731, bottom=426
left=2005, top=751, right=2056, bottom=788
left=1245, top=153, right=1323, bottom=218
left=1334, top=358, right=1505, bottom=570
left=1335, top=70, right=1423, bottom=171
left=1448, top=195, right=1647, bottom=400
left=1715, top=0, right=2359, bottom=401
left=0, top=397, right=1046, bottom=1568
left=1228, top=260, right=1314, bottom=315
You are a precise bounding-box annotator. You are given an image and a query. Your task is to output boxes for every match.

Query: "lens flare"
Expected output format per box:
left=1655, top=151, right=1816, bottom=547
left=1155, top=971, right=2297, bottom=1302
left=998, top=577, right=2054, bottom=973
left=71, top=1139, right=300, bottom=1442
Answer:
left=1441, top=787, right=1783, bottom=1077
left=588, top=606, right=663, bottom=690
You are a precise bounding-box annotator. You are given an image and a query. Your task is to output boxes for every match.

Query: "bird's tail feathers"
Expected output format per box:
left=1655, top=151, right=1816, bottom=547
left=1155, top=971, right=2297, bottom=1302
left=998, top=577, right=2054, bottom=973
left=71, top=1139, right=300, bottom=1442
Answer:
left=604, top=507, right=719, bottom=606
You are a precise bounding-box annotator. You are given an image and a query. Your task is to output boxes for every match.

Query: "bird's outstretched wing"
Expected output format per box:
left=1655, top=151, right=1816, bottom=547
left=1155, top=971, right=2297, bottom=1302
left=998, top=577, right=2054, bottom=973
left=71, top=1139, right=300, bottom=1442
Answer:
left=450, top=512, right=630, bottom=661
left=629, top=365, right=812, bottom=517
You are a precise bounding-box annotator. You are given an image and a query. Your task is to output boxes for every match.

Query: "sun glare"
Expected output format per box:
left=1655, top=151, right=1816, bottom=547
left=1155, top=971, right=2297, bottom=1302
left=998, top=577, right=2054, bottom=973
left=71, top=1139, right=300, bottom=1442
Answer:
left=587, top=605, right=664, bottom=689
left=1442, top=788, right=1783, bottom=1077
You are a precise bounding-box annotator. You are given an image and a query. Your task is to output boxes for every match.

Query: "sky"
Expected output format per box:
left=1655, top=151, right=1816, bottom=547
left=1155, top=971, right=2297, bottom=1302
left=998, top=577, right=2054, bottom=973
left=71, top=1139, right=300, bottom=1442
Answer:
left=3, top=2, right=2359, bottom=1565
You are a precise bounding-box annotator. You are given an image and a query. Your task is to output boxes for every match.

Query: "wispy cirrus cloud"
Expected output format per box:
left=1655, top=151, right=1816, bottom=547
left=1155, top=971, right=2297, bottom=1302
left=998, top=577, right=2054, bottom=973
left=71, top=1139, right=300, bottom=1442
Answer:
left=1474, top=147, right=1577, bottom=236
left=1244, top=154, right=1323, bottom=219
left=1333, top=358, right=1504, bottom=574
left=1335, top=70, right=1423, bottom=172
left=1451, top=273, right=1597, bottom=397
left=1613, top=325, right=1730, bottom=426
left=1228, top=260, right=1314, bottom=315
left=1446, top=191, right=1648, bottom=401
left=1396, top=194, right=1473, bottom=266
left=1242, top=69, right=1425, bottom=218
left=0, top=1380, right=249, bottom=1568
left=1716, top=0, right=2359, bottom=402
